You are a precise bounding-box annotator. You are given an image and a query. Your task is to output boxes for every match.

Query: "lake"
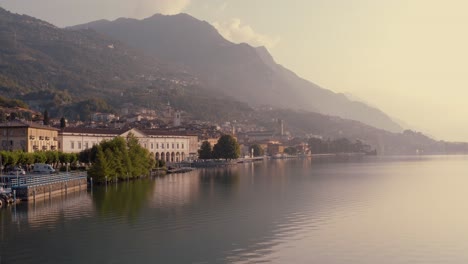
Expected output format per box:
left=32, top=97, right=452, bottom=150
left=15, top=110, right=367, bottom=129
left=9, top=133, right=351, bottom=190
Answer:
left=2, top=156, right=468, bottom=263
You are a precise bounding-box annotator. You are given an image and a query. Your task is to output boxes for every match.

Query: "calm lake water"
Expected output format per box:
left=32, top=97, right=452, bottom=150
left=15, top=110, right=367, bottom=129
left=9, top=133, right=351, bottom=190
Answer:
left=2, top=156, right=468, bottom=263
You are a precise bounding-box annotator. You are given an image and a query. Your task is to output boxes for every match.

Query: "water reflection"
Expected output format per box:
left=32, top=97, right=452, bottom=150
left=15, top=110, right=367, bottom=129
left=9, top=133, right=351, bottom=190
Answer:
left=0, top=190, right=93, bottom=230
left=92, top=179, right=155, bottom=222
left=150, top=172, right=200, bottom=208
left=3, top=157, right=468, bottom=263
left=0, top=159, right=383, bottom=264
left=200, top=167, right=241, bottom=185
left=199, top=167, right=241, bottom=196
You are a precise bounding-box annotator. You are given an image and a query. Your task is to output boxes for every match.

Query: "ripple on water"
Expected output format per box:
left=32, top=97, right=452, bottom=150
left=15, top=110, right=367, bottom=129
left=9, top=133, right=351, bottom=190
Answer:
left=4, top=157, right=468, bottom=263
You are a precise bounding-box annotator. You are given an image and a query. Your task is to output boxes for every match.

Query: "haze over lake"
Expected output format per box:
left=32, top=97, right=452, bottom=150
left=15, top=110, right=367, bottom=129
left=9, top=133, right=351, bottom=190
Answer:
left=2, top=156, right=468, bottom=263
left=1, top=2, right=468, bottom=263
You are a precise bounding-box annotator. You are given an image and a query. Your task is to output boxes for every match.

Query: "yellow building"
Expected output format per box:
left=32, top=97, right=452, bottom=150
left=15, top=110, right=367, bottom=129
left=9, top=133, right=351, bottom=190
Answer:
left=0, top=121, right=59, bottom=152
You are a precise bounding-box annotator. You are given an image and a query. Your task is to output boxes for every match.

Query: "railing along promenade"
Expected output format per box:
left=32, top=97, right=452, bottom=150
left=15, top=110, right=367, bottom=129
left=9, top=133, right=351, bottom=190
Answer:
left=1, top=172, right=88, bottom=201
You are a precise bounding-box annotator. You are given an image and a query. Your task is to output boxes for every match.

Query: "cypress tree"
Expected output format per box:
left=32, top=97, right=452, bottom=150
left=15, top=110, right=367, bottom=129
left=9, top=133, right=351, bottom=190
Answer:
left=60, top=117, right=66, bottom=128
left=43, top=110, right=50, bottom=125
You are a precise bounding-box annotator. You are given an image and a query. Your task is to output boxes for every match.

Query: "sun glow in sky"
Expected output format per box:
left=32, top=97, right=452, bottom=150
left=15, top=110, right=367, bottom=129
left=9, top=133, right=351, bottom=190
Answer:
left=1, top=0, right=468, bottom=141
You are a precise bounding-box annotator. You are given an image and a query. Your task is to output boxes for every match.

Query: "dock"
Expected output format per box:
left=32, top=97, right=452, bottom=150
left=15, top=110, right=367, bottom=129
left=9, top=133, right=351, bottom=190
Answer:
left=1, top=172, right=87, bottom=202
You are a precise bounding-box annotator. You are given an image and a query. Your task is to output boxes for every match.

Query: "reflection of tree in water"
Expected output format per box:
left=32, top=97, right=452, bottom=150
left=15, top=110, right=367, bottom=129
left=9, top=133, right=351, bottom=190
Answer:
left=199, top=168, right=241, bottom=195
left=92, top=179, right=155, bottom=222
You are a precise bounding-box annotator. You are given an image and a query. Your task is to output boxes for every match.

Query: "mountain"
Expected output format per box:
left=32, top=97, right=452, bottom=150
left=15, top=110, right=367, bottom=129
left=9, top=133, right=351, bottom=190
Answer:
left=71, top=14, right=403, bottom=133
left=0, top=8, right=192, bottom=106
left=2, top=8, right=459, bottom=154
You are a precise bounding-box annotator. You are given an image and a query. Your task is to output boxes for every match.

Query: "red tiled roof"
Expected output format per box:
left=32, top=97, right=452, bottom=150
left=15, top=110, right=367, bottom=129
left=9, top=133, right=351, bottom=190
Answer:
left=59, top=127, right=197, bottom=137
left=59, top=127, right=125, bottom=135
left=142, top=129, right=197, bottom=137
left=0, top=120, right=59, bottom=131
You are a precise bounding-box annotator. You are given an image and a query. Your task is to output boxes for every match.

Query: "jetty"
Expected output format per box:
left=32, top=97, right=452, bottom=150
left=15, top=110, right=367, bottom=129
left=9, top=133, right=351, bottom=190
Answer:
left=0, top=172, right=87, bottom=202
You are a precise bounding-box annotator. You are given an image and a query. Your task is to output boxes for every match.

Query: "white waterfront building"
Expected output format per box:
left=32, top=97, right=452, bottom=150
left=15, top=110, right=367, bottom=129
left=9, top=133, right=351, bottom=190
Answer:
left=59, top=127, right=197, bottom=163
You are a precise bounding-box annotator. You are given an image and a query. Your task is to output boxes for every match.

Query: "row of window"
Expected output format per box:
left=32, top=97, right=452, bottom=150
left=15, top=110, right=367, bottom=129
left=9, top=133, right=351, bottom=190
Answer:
left=32, top=145, right=57, bottom=151
left=70, top=141, right=97, bottom=150
left=149, top=142, right=185, bottom=150
left=1, top=129, right=26, bottom=136
left=29, top=136, right=57, bottom=141
left=1, top=140, right=13, bottom=147
left=0, top=140, right=56, bottom=151
left=2, top=140, right=27, bottom=147
left=69, top=141, right=186, bottom=150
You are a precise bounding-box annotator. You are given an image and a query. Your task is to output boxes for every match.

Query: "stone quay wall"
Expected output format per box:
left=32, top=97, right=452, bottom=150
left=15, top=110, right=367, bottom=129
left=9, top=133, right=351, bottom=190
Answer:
left=14, top=178, right=87, bottom=201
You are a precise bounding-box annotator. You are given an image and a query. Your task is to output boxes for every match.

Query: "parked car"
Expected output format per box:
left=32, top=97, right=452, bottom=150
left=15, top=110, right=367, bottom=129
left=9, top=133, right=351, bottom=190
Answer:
left=32, top=163, right=55, bottom=174
left=8, top=167, right=26, bottom=175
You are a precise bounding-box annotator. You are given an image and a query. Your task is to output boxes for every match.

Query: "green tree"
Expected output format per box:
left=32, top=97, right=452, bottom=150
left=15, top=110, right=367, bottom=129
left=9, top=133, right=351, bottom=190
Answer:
left=88, top=146, right=111, bottom=182
left=284, top=147, right=297, bottom=155
left=213, top=135, right=240, bottom=160
left=85, top=135, right=155, bottom=181
left=17, top=151, right=28, bottom=165
left=59, top=152, right=71, bottom=165
left=60, top=117, right=66, bottom=128
left=23, top=152, right=35, bottom=165
left=45, top=151, right=59, bottom=166
left=43, top=110, right=50, bottom=125
left=0, top=152, right=9, bottom=166
left=127, top=133, right=153, bottom=177
left=104, top=148, right=118, bottom=180
left=69, top=153, right=78, bottom=164
left=79, top=148, right=93, bottom=164
left=250, top=144, right=264, bottom=157
left=113, top=137, right=133, bottom=178
left=198, top=141, right=213, bottom=160
left=0, top=151, right=19, bottom=166
left=34, top=152, right=47, bottom=163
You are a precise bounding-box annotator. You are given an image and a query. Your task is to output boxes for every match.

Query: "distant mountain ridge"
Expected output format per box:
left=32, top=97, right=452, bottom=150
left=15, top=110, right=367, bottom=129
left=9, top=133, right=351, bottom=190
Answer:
left=3, top=8, right=468, bottom=154
left=71, top=13, right=403, bottom=133
left=0, top=8, right=188, bottom=101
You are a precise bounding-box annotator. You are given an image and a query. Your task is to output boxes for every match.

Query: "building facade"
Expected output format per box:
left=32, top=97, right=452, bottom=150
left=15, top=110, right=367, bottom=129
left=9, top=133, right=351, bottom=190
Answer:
left=0, top=121, right=59, bottom=152
left=58, top=127, right=118, bottom=153
left=59, top=128, right=197, bottom=163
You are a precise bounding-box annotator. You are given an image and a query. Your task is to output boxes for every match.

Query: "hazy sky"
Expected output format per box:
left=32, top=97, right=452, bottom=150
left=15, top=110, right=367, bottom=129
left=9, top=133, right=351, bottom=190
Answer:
left=1, top=0, right=468, bottom=141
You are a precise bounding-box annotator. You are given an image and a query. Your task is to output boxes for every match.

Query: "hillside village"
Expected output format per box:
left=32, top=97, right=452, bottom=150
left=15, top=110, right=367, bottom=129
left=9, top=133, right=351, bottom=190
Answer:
left=0, top=101, right=318, bottom=165
left=0, top=6, right=466, bottom=164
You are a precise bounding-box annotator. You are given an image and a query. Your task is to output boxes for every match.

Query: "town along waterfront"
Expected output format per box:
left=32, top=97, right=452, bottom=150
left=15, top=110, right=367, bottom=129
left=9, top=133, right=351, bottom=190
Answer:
left=2, top=156, right=468, bottom=263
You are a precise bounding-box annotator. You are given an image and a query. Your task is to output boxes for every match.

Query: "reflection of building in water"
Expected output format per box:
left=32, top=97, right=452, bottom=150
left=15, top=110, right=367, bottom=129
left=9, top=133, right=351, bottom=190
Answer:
left=150, top=172, right=200, bottom=208
left=12, top=191, right=94, bottom=229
